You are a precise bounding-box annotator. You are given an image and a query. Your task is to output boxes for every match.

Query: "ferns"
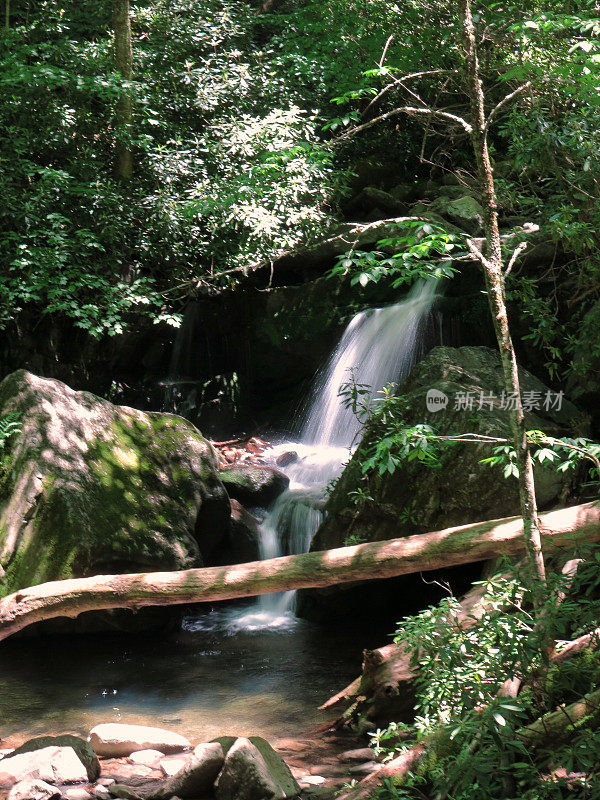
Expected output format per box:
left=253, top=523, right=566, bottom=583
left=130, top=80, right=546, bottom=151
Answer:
left=0, top=413, right=21, bottom=451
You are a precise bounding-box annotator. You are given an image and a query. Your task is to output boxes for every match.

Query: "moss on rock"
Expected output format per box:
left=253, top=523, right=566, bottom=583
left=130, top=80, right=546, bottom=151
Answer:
left=0, top=370, right=230, bottom=598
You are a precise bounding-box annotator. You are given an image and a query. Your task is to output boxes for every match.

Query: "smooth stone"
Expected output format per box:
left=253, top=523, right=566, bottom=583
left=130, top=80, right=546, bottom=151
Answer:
left=153, top=743, right=224, bottom=799
left=88, top=725, right=191, bottom=758
left=128, top=752, right=164, bottom=768
left=300, top=777, right=326, bottom=786
left=93, top=788, right=112, bottom=800
left=8, top=779, right=62, bottom=800
left=0, top=747, right=88, bottom=785
left=96, top=780, right=115, bottom=787
left=64, top=789, right=93, bottom=800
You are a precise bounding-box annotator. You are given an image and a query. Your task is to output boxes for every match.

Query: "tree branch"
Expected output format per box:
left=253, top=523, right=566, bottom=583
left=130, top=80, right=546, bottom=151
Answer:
left=484, top=82, right=532, bottom=133
left=338, top=106, right=472, bottom=141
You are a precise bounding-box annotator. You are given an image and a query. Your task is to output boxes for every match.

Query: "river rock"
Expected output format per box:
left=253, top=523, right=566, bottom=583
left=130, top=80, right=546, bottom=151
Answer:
left=128, top=752, right=164, bottom=768
left=64, top=789, right=94, bottom=800
left=7, top=779, right=62, bottom=800
left=215, top=737, right=300, bottom=800
left=10, top=737, right=100, bottom=782
left=152, top=742, right=224, bottom=798
left=88, top=725, right=191, bottom=759
left=0, top=370, right=230, bottom=610
left=220, top=465, right=290, bottom=508
left=0, top=747, right=88, bottom=785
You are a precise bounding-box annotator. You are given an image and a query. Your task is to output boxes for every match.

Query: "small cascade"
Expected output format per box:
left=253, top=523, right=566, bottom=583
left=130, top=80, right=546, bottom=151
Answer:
left=227, top=279, right=439, bottom=632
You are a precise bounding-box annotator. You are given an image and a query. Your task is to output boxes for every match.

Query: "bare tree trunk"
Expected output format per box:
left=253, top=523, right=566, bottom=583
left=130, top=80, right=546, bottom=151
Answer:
left=4, top=0, right=9, bottom=31
left=113, top=0, right=133, bottom=180
left=459, top=0, right=545, bottom=588
left=0, top=503, right=597, bottom=643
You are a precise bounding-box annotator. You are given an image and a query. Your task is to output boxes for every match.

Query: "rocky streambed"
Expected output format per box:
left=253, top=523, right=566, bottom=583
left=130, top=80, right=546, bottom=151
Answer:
left=0, top=723, right=380, bottom=800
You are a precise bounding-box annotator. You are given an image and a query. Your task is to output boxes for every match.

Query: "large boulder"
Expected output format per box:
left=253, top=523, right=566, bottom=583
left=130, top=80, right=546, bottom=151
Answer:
left=88, top=724, right=191, bottom=758
left=9, top=736, right=99, bottom=782
left=0, top=747, right=89, bottom=784
left=313, top=346, right=582, bottom=551
left=0, top=371, right=230, bottom=598
left=152, top=743, right=224, bottom=799
left=214, top=737, right=299, bottom=800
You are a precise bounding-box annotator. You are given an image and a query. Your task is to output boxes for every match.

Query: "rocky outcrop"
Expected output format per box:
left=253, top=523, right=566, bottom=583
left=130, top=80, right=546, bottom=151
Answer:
left=153, top=743, right=224, bottom=799
left=213, top=499, right=262, bottom=566
left=0, top=371, right=230, bottom=599
left=313, top=346, right=582, bottom=552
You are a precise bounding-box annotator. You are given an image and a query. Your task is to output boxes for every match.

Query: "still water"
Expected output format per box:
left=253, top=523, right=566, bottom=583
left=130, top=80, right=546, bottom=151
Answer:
left=0, top=604, right=388, bottom=745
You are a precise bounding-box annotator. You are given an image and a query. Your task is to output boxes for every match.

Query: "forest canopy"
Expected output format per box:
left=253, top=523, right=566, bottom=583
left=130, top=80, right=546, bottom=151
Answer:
left=1, top=0, right=599, bottom=386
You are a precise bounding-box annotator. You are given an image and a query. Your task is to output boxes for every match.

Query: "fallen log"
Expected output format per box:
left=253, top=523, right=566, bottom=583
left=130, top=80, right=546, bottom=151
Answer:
left=0, top=502, right=598, bottom=643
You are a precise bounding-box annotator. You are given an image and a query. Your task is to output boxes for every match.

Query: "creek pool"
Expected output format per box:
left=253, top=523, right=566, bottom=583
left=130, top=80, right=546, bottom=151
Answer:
left=0, top=603, right=387, bottom=745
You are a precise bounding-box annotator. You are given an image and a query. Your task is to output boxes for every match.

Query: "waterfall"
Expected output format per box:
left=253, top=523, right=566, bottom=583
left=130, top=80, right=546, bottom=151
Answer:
left=227, top=279, right=439, bottom=631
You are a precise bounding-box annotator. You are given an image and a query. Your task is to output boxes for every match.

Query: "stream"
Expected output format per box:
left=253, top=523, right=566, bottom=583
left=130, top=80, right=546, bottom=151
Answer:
left=0, top=281, right=438, bottom=744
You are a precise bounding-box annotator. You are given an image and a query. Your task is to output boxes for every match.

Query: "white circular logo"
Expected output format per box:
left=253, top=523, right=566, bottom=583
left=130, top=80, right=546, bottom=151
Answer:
left=426, top=389, right=448, bottom=412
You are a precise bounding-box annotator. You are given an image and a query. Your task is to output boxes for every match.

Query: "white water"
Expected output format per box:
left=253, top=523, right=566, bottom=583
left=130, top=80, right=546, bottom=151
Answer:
left=227, top=279, right=438, bottom=632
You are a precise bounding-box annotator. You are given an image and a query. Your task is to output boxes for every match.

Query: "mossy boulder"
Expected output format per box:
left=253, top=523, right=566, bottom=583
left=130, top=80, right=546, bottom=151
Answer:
left=312, top=346, right=583, bottom=552
left=0, top=370, right=230, bottom=598
left=9, top=736, right=100, bottom=781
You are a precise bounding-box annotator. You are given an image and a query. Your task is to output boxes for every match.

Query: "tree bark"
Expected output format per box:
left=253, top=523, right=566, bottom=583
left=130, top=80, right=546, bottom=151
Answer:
left=113, top=0, right=133, bottom=180
left=0, top=503, right=598, bottom=643
left=458, top=0, right=545, bottom=588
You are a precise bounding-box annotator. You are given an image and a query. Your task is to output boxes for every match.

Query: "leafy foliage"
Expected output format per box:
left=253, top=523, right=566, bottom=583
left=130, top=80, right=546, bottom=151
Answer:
left=371, top=554, right=600, bottom=799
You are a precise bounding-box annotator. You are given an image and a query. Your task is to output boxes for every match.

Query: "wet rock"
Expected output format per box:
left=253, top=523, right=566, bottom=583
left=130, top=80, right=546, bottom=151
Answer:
left=0, top=747, right=88, bottom=785
left=10, top=737, right=100, bottom=782
left=0, top=371, right=230, bottom=606
left=215, top=737, right=300, bottom=800
left=220, top=465, right=290, bottom=508
left=7, top=779, right=61, bottom=800
left=128, top=753, right=164, bottom=769
left=152, top=742, right=224, bottom=799
left=93, top=787, right=111, bottom=800
left=88, top=725, right=191, bottom=759
left=275, top=452, right=298, bottom=469
left=107, top=786, right=145, bottom=800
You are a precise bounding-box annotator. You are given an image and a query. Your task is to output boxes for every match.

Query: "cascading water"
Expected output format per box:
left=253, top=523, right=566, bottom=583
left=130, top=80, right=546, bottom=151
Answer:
left=227, top=278, right=439, bottom=631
